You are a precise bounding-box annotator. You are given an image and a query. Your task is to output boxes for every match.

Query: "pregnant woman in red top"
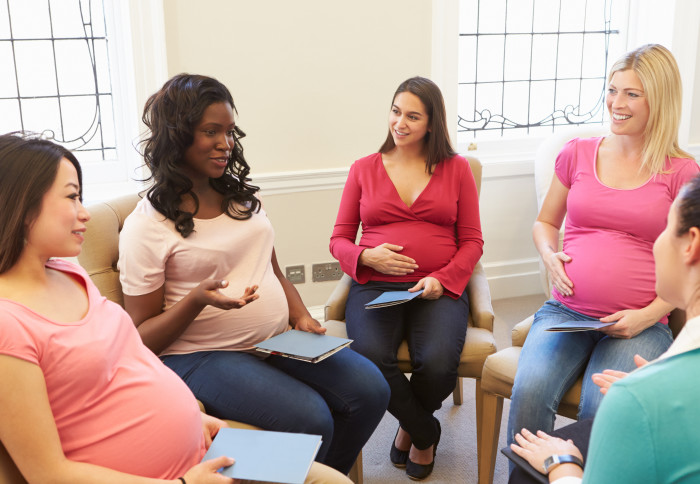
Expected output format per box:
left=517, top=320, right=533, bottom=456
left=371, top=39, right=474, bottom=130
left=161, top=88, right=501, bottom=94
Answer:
left=330, top=76, right=484, bottom=480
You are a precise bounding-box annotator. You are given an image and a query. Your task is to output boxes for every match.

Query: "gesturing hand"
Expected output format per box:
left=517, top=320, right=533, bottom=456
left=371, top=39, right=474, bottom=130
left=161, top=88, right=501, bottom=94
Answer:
left=591, top=354, right=648, bottom=395
left=194, top=280, right=259, bottom=310
left=544, top=251, right=574, bottom=297
left=359, top=243, right=419, bottom=276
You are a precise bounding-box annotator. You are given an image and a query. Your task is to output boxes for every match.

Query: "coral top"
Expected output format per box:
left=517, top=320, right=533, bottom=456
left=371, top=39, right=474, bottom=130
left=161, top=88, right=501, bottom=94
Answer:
left=553, top=137, right=699, bottom=319
left=119, top=197, right=289, bottom=354
left=0, top=259, right=205, bottom=479
left=330, top=153, right=483, bottom=298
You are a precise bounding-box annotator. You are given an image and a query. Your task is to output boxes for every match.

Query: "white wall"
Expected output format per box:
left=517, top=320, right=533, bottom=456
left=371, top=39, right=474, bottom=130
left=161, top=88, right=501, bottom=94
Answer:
left=152, top=0, right=700, bottom=307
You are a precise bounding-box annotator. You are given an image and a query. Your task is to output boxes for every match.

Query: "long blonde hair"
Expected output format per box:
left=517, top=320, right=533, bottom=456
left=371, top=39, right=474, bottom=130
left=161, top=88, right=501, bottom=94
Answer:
left=608, top=44, right=694, bottom=174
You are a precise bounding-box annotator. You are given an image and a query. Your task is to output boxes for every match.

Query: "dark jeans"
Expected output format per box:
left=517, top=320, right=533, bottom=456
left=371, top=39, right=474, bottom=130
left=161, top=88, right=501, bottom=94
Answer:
left=345, top=280, right=469, bottom=449
left=162, top=347, right=389, bottom=474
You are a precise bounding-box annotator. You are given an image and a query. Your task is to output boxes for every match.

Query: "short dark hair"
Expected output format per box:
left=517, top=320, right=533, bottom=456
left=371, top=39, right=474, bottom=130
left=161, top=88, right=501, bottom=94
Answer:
left=141, top=73, right=260, bottom=238
left=0, top=133, right=82, bottom=273
left=378, top=76, right=456, bottom=174
left=676, top=174, right=700, bottom=236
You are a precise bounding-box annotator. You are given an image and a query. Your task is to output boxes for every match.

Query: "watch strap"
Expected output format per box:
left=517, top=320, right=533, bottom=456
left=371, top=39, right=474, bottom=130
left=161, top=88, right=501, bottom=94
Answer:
left=543, top=454, right=584, bottom=474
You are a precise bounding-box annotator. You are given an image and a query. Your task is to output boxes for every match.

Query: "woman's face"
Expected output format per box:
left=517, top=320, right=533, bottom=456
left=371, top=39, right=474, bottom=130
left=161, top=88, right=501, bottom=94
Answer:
left=389, top=92, right=430, bottom=149
left=606, top=69, right=650, bottom=138
left=26, top=158, right=90, bottom=259
left=182, top=102, right=236, bottom=182
left=653, top=199, right=685, bottom=308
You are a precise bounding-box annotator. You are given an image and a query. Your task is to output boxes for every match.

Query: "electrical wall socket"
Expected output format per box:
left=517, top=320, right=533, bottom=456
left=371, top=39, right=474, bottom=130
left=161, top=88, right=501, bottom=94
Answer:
left=312, top=262, right=343, bottom=282
left=285, top=265, right=305, bottom=284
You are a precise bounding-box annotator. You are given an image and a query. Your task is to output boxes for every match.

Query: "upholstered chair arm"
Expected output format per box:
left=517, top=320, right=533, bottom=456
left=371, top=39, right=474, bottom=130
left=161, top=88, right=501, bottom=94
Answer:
left=511, top=315, right=534, bottom=347
left=467, top=261, right=494, bottom=332
left=324, top=273, right=353, bottom=322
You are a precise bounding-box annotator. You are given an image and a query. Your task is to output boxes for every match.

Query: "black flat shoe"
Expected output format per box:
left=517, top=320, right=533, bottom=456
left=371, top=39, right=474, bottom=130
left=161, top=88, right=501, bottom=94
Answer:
left=406, top=419, right=441, bottom=481
left=390, top=426, right=409, bottom=468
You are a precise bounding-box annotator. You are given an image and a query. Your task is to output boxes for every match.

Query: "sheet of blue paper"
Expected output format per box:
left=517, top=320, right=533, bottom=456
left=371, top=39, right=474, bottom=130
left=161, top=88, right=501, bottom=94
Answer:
left=201, top=427, right=321, bottom=484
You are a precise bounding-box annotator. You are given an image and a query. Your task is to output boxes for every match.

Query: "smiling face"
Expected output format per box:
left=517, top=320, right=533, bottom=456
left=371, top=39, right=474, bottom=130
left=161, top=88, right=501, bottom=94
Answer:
left=182, top=102, right=236, bottom=183
left=25, top=158, right=90, bottom=259
left=389, top=92, right=430, bottom=149
left=606, top=69, right=650, bottom=138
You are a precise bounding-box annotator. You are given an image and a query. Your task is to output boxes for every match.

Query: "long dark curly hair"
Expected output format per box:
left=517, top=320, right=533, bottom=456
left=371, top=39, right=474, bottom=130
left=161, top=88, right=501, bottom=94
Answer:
left=141, top=74, right=260, bottom=237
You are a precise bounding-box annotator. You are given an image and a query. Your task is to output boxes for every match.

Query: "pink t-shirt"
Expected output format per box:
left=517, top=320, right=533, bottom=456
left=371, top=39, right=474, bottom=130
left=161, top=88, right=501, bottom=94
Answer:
left=330, top=153, right=483, bottom=298
left=0, top=259, right=205, bottom=478
left=118, top=198, right=289, bottom=354
left=553, top=137, right=699, bottom=319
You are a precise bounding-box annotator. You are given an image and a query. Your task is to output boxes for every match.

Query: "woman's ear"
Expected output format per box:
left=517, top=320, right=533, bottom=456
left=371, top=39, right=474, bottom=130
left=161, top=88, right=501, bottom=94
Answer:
left=685, top=227, right=700, bottom=264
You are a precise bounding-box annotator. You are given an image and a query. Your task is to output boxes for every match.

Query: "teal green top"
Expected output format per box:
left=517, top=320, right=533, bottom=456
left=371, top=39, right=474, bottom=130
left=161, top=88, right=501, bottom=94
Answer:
left=583, top=347, right=700, bottom=483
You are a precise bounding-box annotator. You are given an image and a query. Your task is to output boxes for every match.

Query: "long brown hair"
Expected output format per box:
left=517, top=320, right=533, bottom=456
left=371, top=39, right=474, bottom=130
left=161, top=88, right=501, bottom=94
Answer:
left=378, top=76, right=456, bottom=174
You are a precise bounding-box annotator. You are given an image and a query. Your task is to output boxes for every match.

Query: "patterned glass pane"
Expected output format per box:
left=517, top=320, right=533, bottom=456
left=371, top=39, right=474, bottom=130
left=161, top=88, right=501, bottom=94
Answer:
left=1, top=0, right=116, bottom=160
left=458, top=0, right=627, bottom=141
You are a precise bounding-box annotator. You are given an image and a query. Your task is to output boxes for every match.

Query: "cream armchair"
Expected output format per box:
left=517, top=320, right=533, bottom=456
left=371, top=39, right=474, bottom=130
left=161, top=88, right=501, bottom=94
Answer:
left=476, top=126, right=686, bottom=484
left=323, top=156, right=497, bottom=479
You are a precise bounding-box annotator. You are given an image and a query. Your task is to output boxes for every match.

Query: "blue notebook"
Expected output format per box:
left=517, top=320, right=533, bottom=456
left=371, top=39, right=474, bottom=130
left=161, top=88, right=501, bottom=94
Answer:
left=546, top=320, right=614, bottom=332
left=202, top=427, right=321, bottom=484
left=365, top=289, right=424, bottom=309
left=254, top=329, right=352, bottom=363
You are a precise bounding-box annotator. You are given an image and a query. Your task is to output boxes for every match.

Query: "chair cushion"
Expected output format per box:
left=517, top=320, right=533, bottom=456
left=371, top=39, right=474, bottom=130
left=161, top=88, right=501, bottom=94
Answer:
left=481, top=346, right=582, bottom=419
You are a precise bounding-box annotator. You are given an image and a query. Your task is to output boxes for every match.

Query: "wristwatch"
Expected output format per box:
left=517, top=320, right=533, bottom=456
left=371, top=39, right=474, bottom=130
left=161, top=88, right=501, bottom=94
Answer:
left=543, top=454, right=584, bottom=474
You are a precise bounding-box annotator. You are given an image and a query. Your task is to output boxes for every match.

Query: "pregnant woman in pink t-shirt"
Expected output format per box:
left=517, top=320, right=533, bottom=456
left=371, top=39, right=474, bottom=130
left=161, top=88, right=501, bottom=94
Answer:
left=0, top=134, right=233, bottom=484
left=507, top=44, right=700, bottom=456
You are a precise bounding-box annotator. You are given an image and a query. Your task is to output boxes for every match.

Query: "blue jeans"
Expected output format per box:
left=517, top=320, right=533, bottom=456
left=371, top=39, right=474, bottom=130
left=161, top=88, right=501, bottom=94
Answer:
left=162, top=347, right=389, bottom=474
left=345, top=280, right=469, bottom=449
left=507, top=300, right=673, bottom=447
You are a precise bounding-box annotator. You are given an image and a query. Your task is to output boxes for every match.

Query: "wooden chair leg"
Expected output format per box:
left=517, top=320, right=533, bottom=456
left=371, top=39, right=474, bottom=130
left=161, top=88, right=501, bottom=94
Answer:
left=474, top=378, right=483, bottom=464
left=478, top=391, right=504, bottom=484
left=452, top=376, right=464, bottom=405
left=348, top=451, right=363, bottom=484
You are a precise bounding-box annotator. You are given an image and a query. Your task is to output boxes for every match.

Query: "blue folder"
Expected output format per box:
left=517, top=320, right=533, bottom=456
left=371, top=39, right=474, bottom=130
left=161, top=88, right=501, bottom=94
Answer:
left=202, top=427, right=322, bottom=484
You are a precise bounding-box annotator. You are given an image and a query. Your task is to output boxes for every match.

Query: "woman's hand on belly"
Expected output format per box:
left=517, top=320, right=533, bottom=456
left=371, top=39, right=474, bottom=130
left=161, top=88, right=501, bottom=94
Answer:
left=292, top=314, right=327, bottom=334
left=410, top=276, right=444, bottom=300
left=544, top=251, right=574, bottom=296
left=195, top=279, right=259, bottom=310
left=359, top=243, right=419, bottom=275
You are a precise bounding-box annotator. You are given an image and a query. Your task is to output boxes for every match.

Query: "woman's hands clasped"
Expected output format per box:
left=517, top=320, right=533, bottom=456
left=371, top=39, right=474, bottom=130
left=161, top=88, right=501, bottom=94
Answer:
left=193, top=280, right=259, bottom=310
left=359, top=243, right=418, bottom=275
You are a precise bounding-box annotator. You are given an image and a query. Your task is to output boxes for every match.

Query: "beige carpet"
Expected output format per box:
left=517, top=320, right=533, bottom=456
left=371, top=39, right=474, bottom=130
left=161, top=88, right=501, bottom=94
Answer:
left=358, top=293, right=575, bottom=484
